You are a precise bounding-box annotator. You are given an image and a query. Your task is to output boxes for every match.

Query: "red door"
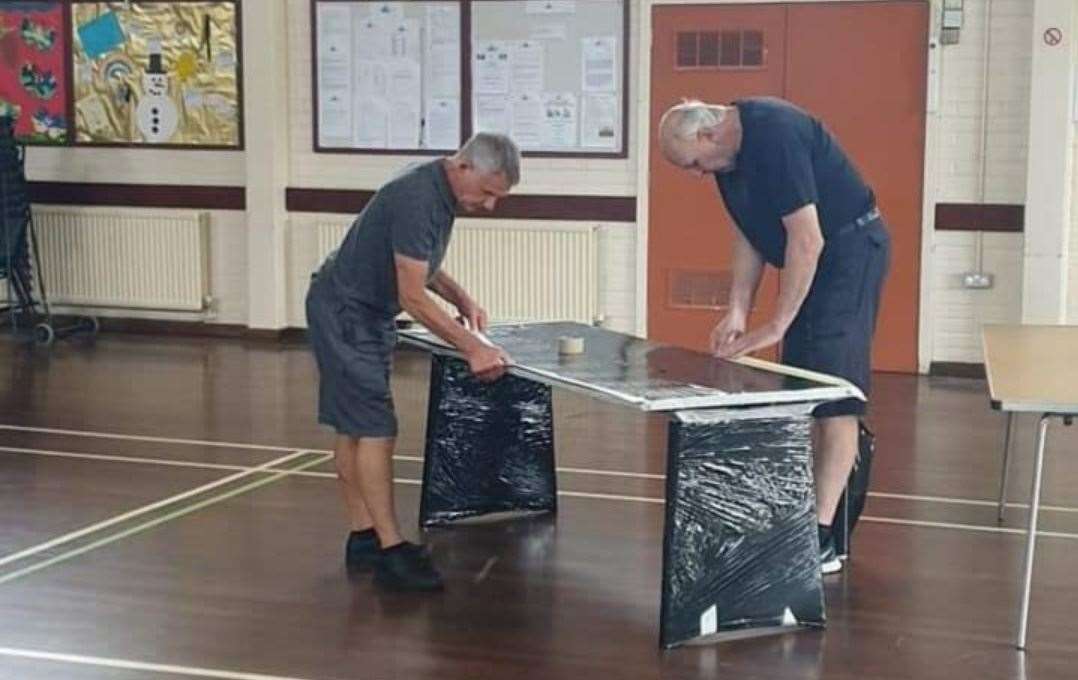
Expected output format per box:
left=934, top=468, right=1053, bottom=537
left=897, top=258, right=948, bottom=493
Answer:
left=648, top=1, right=927, bottom=373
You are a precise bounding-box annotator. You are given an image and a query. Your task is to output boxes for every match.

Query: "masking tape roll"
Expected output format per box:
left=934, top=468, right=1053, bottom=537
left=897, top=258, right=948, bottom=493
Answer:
left=558, top=336, right=585, bottom=355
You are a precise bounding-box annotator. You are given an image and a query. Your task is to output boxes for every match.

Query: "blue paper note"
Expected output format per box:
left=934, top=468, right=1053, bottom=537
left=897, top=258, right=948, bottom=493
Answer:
left=77, top=11, right=124, bottom=60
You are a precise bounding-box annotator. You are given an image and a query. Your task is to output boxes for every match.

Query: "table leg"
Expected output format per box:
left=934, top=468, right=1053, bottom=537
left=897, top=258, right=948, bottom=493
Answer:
left=419, top=354, right=557, bottom=527
left=1017, top=413, right=1051, bottom=650
left=998, top=411, right=1015, bottom=521
left=659, top=405, right=824, bottom=648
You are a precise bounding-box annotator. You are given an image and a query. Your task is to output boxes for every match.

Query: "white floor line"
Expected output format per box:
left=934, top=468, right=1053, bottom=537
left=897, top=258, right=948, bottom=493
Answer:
left=0, top=647, right=317, bottom=680
left=0, top=450, right=309, bottom=569
left=868, top=490, right=1078, bottom=515
left=859, top=515, right=1078, bottom=541
left=0, top=446, right=251, bottom=473
left=4, top=423, right=1078, bottom=515
left=0, top=424, right=295, bottom=453
left=0, top=454, right=332, bottom=586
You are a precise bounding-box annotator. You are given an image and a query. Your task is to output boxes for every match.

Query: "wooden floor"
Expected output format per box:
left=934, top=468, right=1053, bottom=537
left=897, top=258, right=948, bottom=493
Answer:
left=1, top=332, right=1077, bottom=680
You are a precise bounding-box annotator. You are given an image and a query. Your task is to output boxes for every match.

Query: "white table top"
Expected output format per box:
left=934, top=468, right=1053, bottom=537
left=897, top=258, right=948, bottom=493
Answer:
left=400, top=322, right=863, bottom=412
left=982, top=324, right=1078, bottom=413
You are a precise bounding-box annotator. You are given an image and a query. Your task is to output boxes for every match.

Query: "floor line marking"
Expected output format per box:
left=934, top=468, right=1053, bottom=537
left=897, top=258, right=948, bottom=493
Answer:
left=0, top=424, right=294, bottom=453
left=0, top=450, right=309, bottom=569
left=0, top=647, right=318, bottom=680
left=4, top=424, right=1078, bottom=515
left=0, top=454, right=330, bottom=586
left=0, top=445, right=251, bottom=473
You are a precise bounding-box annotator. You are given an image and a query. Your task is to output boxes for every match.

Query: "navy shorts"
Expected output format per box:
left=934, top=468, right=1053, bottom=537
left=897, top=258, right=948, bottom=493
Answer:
left=782, top=217, right=891, bottom=418
left=306, top=276, right=398, bottom=438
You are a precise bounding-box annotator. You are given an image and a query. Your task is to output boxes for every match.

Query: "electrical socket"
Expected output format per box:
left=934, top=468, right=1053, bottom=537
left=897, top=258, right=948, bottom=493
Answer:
left=962, top=272, right=994, bottom=289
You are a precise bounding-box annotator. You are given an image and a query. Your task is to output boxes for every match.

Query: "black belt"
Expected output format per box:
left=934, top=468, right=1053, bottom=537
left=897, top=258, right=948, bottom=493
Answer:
left=834, top=206, right=881, bottom=237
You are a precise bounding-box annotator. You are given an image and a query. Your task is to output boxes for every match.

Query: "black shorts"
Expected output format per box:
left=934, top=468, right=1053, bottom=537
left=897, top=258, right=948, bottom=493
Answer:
left=306, top=277, right=398, bottom=438
left=782, top=217, right=891, bottom=418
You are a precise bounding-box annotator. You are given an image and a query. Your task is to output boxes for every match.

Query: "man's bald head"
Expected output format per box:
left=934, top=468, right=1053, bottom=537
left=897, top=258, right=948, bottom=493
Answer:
left=658, top=100, right=740, bottom=176
left=659, top=100, right=726, bottom=146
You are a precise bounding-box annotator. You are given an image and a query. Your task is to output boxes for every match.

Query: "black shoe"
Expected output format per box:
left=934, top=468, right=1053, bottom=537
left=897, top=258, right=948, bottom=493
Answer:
left=345, top=530, right=379, bottom=573
left=374, top=542, right=444, bottom=592
left=818, top=524, right=843, bottom=575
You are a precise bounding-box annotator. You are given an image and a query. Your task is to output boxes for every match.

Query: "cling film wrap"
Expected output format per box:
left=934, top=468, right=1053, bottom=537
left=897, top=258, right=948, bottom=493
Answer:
left=661, top=404, right=824, bottom=647
left=72, top=2, right=239, bottom=145
left=420, top=355, right=557, bottom=526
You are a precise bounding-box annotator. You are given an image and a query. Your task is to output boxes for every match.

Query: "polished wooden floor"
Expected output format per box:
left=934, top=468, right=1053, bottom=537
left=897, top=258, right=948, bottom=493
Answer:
left=1, top=332, right=1077, bottom=680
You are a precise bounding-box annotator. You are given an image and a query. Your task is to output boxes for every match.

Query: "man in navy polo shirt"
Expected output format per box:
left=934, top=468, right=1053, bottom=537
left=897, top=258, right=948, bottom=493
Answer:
left=658, top=97, right=891, bottom=574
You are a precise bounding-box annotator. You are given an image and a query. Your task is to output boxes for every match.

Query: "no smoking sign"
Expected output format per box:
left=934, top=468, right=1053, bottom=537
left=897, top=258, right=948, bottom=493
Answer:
left=1044, top=27, right=1063, bottom=46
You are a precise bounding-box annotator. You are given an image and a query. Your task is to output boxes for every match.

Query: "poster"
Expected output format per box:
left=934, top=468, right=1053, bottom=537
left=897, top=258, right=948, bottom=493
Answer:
left=582, top=35, right=617, bottom=93
left=582, top=93, right=618, bottom=149
left=317, top=2, right=461, bottom=151
left=72, top=2, right=241, bottom=146
left=0, top=1, right=68, bottom=144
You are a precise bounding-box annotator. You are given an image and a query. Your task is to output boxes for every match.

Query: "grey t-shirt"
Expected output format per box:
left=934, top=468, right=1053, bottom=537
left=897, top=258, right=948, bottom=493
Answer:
left=318, top=159, right=457, bottom=317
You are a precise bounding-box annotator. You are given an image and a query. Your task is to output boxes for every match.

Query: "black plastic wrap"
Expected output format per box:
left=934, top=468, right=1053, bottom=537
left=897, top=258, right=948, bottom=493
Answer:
left=660, top=405, right=823, bottom=648
left=419, top=354, right=557, bottom=526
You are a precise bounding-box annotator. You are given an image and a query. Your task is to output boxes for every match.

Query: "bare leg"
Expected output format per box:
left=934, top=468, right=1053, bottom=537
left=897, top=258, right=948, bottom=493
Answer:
left=813, top=415, right=859, bottom=526
left=333, top=435, right=374, bottom=532
left=350, top=436, right=404, bottom=548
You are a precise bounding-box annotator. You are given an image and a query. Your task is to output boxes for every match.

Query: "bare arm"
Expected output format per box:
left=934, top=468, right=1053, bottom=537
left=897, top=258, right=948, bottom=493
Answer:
left=427, top=269, right=471, bottom=310
left=428, top=268, right=490, bottom=332
left=773, top=203, right=824, bottom=329
left=715, top=204, right=823, bottom=358
left=727, top=225, right=766, bottom=317
left=396, top=255, right=507, bottom=379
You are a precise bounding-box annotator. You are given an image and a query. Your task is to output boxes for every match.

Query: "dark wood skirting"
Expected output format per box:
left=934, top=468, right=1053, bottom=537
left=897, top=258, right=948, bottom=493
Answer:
left=929, top=361, right=986, bottom=379
left=94, top=318, right=310, bottom=342
left=286, top=187, right=637, bottom=222
left=94, top=318, right=421, bottom=343
left=26, top=183, right=636, bottom=221
left=28, top=182, right=246, bottom=211
left=935, top=203, right=1023, bottom=232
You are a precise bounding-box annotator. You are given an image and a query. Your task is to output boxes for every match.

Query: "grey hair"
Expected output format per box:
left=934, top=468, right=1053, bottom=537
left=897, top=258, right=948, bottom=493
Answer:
left=660, top=100, right=727, bottom=140
left=457, top=132, right=522, bottom=186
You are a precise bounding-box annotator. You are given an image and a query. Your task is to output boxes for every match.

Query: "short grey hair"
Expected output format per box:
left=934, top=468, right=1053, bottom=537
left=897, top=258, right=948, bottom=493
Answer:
left=660, top=100, right=727, bottom=140
left=458, top=132, right=522, bottom=186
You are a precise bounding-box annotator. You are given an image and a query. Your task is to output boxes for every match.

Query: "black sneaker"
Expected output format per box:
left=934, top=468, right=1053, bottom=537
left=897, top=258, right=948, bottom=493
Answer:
left=818, top=524, right=843, bottom=575
left=345, top=530, right=379, bottom=573
left=374, top=542, right=444, bottom=592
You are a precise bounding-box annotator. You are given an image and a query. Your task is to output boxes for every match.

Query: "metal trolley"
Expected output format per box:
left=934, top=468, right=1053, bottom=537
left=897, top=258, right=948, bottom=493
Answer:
left=1, top=117, right=97, bottom=345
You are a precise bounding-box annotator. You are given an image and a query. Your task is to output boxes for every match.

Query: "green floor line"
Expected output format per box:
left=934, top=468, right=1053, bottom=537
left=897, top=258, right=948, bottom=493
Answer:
left=0, top=453, right=331, bottom=586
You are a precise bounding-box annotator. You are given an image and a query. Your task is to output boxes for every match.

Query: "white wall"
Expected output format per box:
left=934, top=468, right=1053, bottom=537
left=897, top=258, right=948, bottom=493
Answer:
left=26, top=0, right=1078, bottom=367
left=282, top=0, right=639, bottom=332
left=925, top=0, right=1033, bottom=363
left=25, top=147, right=248, bottom=324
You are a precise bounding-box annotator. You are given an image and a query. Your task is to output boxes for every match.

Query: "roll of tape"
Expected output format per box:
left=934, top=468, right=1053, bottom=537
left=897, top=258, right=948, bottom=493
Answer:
left=558, top=336, right=585, bottom=355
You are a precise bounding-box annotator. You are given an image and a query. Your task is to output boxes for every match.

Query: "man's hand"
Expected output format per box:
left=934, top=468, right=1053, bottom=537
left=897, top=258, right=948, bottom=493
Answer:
left=714, top=319, right=786, bottom=359
left=457, top=298, right=490, bottom=333
left=709, top=309, right=748, bottom=355
left=465, top=343, right=510, bottom=382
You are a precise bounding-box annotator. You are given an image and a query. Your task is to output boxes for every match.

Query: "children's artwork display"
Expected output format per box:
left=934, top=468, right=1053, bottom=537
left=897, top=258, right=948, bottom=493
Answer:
left=71, top=1, right=242, bottom=147
left=0, top=2, right=70, bottom=145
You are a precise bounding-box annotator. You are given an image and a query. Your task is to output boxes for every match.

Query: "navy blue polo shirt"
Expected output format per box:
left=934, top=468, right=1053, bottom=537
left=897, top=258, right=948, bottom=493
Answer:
left=715, top=98, right=875, bottom=267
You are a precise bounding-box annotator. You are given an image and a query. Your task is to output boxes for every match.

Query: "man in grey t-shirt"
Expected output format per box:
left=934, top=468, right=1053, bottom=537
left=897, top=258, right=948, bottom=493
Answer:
left=306, top=133, right=520, bottom=591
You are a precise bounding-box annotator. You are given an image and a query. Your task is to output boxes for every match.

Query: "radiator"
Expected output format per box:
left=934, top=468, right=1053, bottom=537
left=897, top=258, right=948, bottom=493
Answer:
left=32, top=207, right=209, bottom=311
left=315, top=221, right=599, bottom=324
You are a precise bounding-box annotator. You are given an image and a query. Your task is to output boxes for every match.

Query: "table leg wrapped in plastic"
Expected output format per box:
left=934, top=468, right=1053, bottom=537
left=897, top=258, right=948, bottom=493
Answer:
left=419, top=354, right=557, bottom=527
left=660, top=405, right=825, bottom=648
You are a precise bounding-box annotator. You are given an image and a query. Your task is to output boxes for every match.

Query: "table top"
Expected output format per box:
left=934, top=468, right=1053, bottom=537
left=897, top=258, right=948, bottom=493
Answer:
left=399, top=321, right=863, bottom=412
left=982, top=324, right=1078, bottom=413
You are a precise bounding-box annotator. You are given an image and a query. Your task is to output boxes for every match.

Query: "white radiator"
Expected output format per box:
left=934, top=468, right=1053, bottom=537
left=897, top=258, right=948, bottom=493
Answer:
left=32, top=207, right=209, bottom=311
left=315, top=221, right=599, bottom=324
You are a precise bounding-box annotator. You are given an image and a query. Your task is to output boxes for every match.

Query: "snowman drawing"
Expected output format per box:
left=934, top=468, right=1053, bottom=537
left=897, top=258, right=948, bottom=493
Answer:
left=135, top=39, right=178, bottom=143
